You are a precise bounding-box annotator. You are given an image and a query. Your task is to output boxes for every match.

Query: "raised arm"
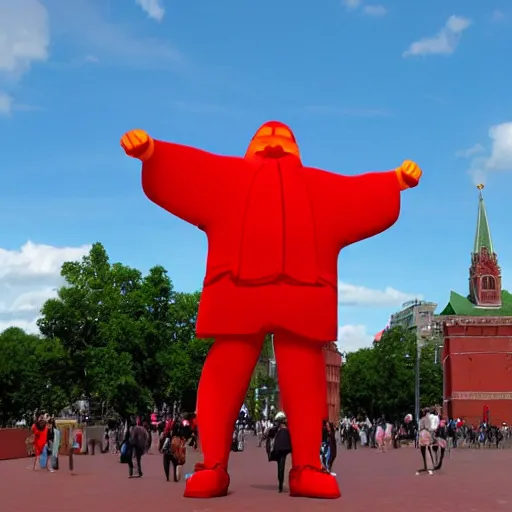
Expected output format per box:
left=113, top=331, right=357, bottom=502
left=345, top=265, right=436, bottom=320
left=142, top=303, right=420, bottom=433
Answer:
left=334, top=160, right=422, bottom=247
left=121, top=129, right=241, bottom=229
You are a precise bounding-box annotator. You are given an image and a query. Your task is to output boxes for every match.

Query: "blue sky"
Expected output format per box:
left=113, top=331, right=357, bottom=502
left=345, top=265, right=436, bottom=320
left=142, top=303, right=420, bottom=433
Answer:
left=1, top=0, right=512, bottom=351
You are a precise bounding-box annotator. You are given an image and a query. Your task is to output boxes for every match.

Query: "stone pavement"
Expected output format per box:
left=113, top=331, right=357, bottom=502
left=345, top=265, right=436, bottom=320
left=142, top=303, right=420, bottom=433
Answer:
left=1, top=438, right=511, bottom=512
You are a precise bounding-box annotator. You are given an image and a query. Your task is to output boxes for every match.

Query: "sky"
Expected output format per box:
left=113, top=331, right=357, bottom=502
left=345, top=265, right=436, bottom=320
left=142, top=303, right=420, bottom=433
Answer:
left=1, top=0, right=512, bottom=353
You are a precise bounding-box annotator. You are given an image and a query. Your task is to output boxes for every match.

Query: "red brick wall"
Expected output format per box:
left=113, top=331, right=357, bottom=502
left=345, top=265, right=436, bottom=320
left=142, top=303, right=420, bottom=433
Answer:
left=324, top=343, right=342, bottom=423
left=449, top=399, right=511, bottom=426
left=0, top=429, right=31, bottom=460
left=443, top=322, right=512, bottom=425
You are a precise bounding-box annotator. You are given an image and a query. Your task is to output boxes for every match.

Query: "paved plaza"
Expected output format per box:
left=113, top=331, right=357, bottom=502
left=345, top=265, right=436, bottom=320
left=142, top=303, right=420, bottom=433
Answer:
left=1, top=438, right=511, bottom=512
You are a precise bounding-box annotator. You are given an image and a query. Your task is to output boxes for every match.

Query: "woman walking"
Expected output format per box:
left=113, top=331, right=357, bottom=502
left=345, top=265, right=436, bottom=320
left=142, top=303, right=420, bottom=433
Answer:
left=433, top=419, right=448, bottom=471
left=46, top=419, right=58, bottom=472
left=31, top=416, right=48, bottom=471
left=267, top=412, right=292, bottom=493
left=162, top=419, right=190, bottom=482
left=417, top=408, right=434, bottom=475
left=320, top=421, right=331, bottom=471
left=327, top=422, right=337, bottom=475
left=107, top=419, right=119, bottom=454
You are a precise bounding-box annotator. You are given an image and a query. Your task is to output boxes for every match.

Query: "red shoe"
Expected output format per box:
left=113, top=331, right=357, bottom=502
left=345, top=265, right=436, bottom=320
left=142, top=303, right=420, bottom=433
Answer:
left=183, top=463, right=230, bottom=499
left=289, top=465, right=341, bottom=499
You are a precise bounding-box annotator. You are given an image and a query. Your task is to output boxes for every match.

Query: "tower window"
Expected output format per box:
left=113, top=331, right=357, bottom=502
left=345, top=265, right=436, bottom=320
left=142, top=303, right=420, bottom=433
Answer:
left=482, top=275, right=496, bottom=290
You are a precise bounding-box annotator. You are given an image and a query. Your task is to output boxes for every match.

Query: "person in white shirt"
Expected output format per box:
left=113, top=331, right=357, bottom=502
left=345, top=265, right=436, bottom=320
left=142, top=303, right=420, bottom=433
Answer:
left=428, top=407, right=441, bottom=466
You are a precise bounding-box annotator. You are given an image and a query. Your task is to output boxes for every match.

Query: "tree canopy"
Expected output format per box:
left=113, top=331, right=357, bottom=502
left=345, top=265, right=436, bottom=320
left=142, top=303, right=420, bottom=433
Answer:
left=0, top=243, right=212, bottom=425
left=341, top=326, right=443, bottom=420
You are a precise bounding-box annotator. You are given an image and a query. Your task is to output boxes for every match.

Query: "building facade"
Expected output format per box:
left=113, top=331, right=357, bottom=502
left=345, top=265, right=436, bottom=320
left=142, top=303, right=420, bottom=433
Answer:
left=324, top=342, right=342, bottom=422
left=439, top=185, right=512, bottom=425
left=389, top=299, right=438, bottom=337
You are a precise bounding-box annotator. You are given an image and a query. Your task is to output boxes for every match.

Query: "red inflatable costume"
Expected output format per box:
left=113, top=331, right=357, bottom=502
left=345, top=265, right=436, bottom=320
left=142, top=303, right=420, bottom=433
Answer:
left=121, top=122, right=422, bottom=499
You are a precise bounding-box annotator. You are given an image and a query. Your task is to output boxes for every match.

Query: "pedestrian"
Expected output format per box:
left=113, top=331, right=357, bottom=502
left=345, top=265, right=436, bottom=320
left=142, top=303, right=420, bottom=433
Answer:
left=31, top=415, right=48, bottom=471
left=416, top=408, right=434, bottom=475
left=267, top=412, right=292, bottom=493
left=327, top=422, right=337, bottom=475
left=126, top=417, right=148, bottom=478
left=163, top=419, right=190, bottom=482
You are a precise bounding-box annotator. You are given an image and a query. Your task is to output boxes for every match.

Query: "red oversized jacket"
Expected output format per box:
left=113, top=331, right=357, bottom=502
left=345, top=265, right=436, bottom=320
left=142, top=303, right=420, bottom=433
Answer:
left=142, top=141, right=400, bottom=342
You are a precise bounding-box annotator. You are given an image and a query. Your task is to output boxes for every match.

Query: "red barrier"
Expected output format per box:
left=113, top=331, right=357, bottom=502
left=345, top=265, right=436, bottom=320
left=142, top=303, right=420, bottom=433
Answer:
left=0, top=428, right=31, bottom=460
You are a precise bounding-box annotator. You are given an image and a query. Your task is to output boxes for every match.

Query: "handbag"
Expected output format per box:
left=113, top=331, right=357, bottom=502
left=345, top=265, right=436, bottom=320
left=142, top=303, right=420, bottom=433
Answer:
left=39, top=446, right=48, bottom=468
left=119, top=442, right=130, bottom=464
left=266, top=436, right=277, bottom=461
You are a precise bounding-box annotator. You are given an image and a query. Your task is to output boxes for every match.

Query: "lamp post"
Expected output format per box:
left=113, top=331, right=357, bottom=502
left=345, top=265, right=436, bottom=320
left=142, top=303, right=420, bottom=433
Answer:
left=415, top=322, right=433, bottom=425
left=414, top=332, right=421, bottom=425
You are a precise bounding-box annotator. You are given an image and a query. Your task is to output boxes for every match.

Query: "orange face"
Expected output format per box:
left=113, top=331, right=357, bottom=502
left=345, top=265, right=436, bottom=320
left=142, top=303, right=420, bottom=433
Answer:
left=245, top=121, right=300, bottom=160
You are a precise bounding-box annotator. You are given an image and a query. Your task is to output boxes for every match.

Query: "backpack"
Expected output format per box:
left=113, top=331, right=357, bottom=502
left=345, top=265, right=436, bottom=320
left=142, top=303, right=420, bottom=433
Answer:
left=170, top=437, right=186, bottom=465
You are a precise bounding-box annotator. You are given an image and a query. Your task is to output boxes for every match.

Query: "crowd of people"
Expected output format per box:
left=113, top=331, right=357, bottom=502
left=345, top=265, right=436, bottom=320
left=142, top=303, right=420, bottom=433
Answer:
left=25, top=405, right=511, bottom=495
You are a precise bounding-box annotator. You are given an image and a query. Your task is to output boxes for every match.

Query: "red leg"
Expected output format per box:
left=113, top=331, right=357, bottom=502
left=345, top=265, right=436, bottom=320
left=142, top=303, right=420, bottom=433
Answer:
left=184, top=335, right=263, bottom=498
left=274, top=332, right=341, bottom=499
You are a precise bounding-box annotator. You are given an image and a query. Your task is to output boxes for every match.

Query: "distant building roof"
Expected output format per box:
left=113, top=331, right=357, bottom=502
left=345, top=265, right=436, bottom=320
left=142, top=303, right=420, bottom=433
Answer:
left=439, top=290, right=512, bottom=316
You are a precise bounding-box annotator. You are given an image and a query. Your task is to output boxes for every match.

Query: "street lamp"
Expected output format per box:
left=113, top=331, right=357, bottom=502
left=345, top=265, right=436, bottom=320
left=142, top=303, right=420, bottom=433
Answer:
left=415, top=323, right=433, bottom=425
left=414, top=333, right=421, bottom=425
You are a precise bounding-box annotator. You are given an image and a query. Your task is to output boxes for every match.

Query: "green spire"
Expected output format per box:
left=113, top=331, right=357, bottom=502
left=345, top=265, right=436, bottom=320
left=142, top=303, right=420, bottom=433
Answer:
left=473, top=185, right=494, bottom=254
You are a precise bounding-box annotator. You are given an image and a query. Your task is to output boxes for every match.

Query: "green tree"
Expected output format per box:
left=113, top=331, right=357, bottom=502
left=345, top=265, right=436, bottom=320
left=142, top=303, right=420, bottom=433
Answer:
left=372, top=327, right=416, bottom=419
left=37, top=243, right=212, bottom=418
left=0, top=328, right=72, bottom=424
left=244, top=335, right=277, bottom=419
left=341, top=327, right=416, bottom=420
left=341, top=347, right=381, bottom=418
left=341, top=326, right=444, bottom=421
left=37, top=243, right=150, bottom=416
left=419, top=343, right=443, bottom=408
left=0, top=327, right=33, bottom=425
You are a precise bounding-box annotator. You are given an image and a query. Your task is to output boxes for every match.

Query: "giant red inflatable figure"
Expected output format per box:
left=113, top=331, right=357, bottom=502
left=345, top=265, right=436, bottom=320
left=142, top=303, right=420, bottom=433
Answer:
left=121, top=122, right=422, bottom=499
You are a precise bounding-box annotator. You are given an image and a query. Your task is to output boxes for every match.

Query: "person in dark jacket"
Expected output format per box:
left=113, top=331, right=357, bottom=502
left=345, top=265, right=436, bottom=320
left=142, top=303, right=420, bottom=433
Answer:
left=327, top=422, right=337, bottom=474
left=267, top=413, right=292, bottom=493
left=127, top=417, right=148, bottom=478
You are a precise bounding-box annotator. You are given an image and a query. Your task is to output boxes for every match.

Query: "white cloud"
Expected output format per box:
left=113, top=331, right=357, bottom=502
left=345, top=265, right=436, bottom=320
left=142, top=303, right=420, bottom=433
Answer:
left=467, top=122, right=512, bottom=185
left=47, top=0, right=181, bottom=67
left=338, top=325, right=375, bottom=353
left=342, top=0, right=387, bottom=16
left=0, top=0, right=49, bottom=76
left=0, top=0, right=49, bottom=113
left=403, top=15, right=471, bottom=57
left=342, top=0, right=362, bottom=10
left=338, top=282, right=422, bottom=307
left=456, top=143, right=485, bottom=158
left=363, top=5, right=387, bottom=16
left=136, top=0, right=165, bottom=21
left=0, top=92, right=12, bottom=116
left=487, top=123, right=512, bottom=170
left=85, top=55, right=100, bottom=64
left=0, top=241, right=90, bottom=334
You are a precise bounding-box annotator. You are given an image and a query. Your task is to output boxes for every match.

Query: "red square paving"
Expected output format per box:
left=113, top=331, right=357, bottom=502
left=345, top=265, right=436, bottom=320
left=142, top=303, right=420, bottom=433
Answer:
left=1, top=438, right=511, bottom=512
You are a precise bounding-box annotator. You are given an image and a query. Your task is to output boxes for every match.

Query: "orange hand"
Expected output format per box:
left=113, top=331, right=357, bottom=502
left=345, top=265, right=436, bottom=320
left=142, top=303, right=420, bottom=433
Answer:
left=396, top=160, right=422, bottom=191
left=120, top=129, right=155, bottom=161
